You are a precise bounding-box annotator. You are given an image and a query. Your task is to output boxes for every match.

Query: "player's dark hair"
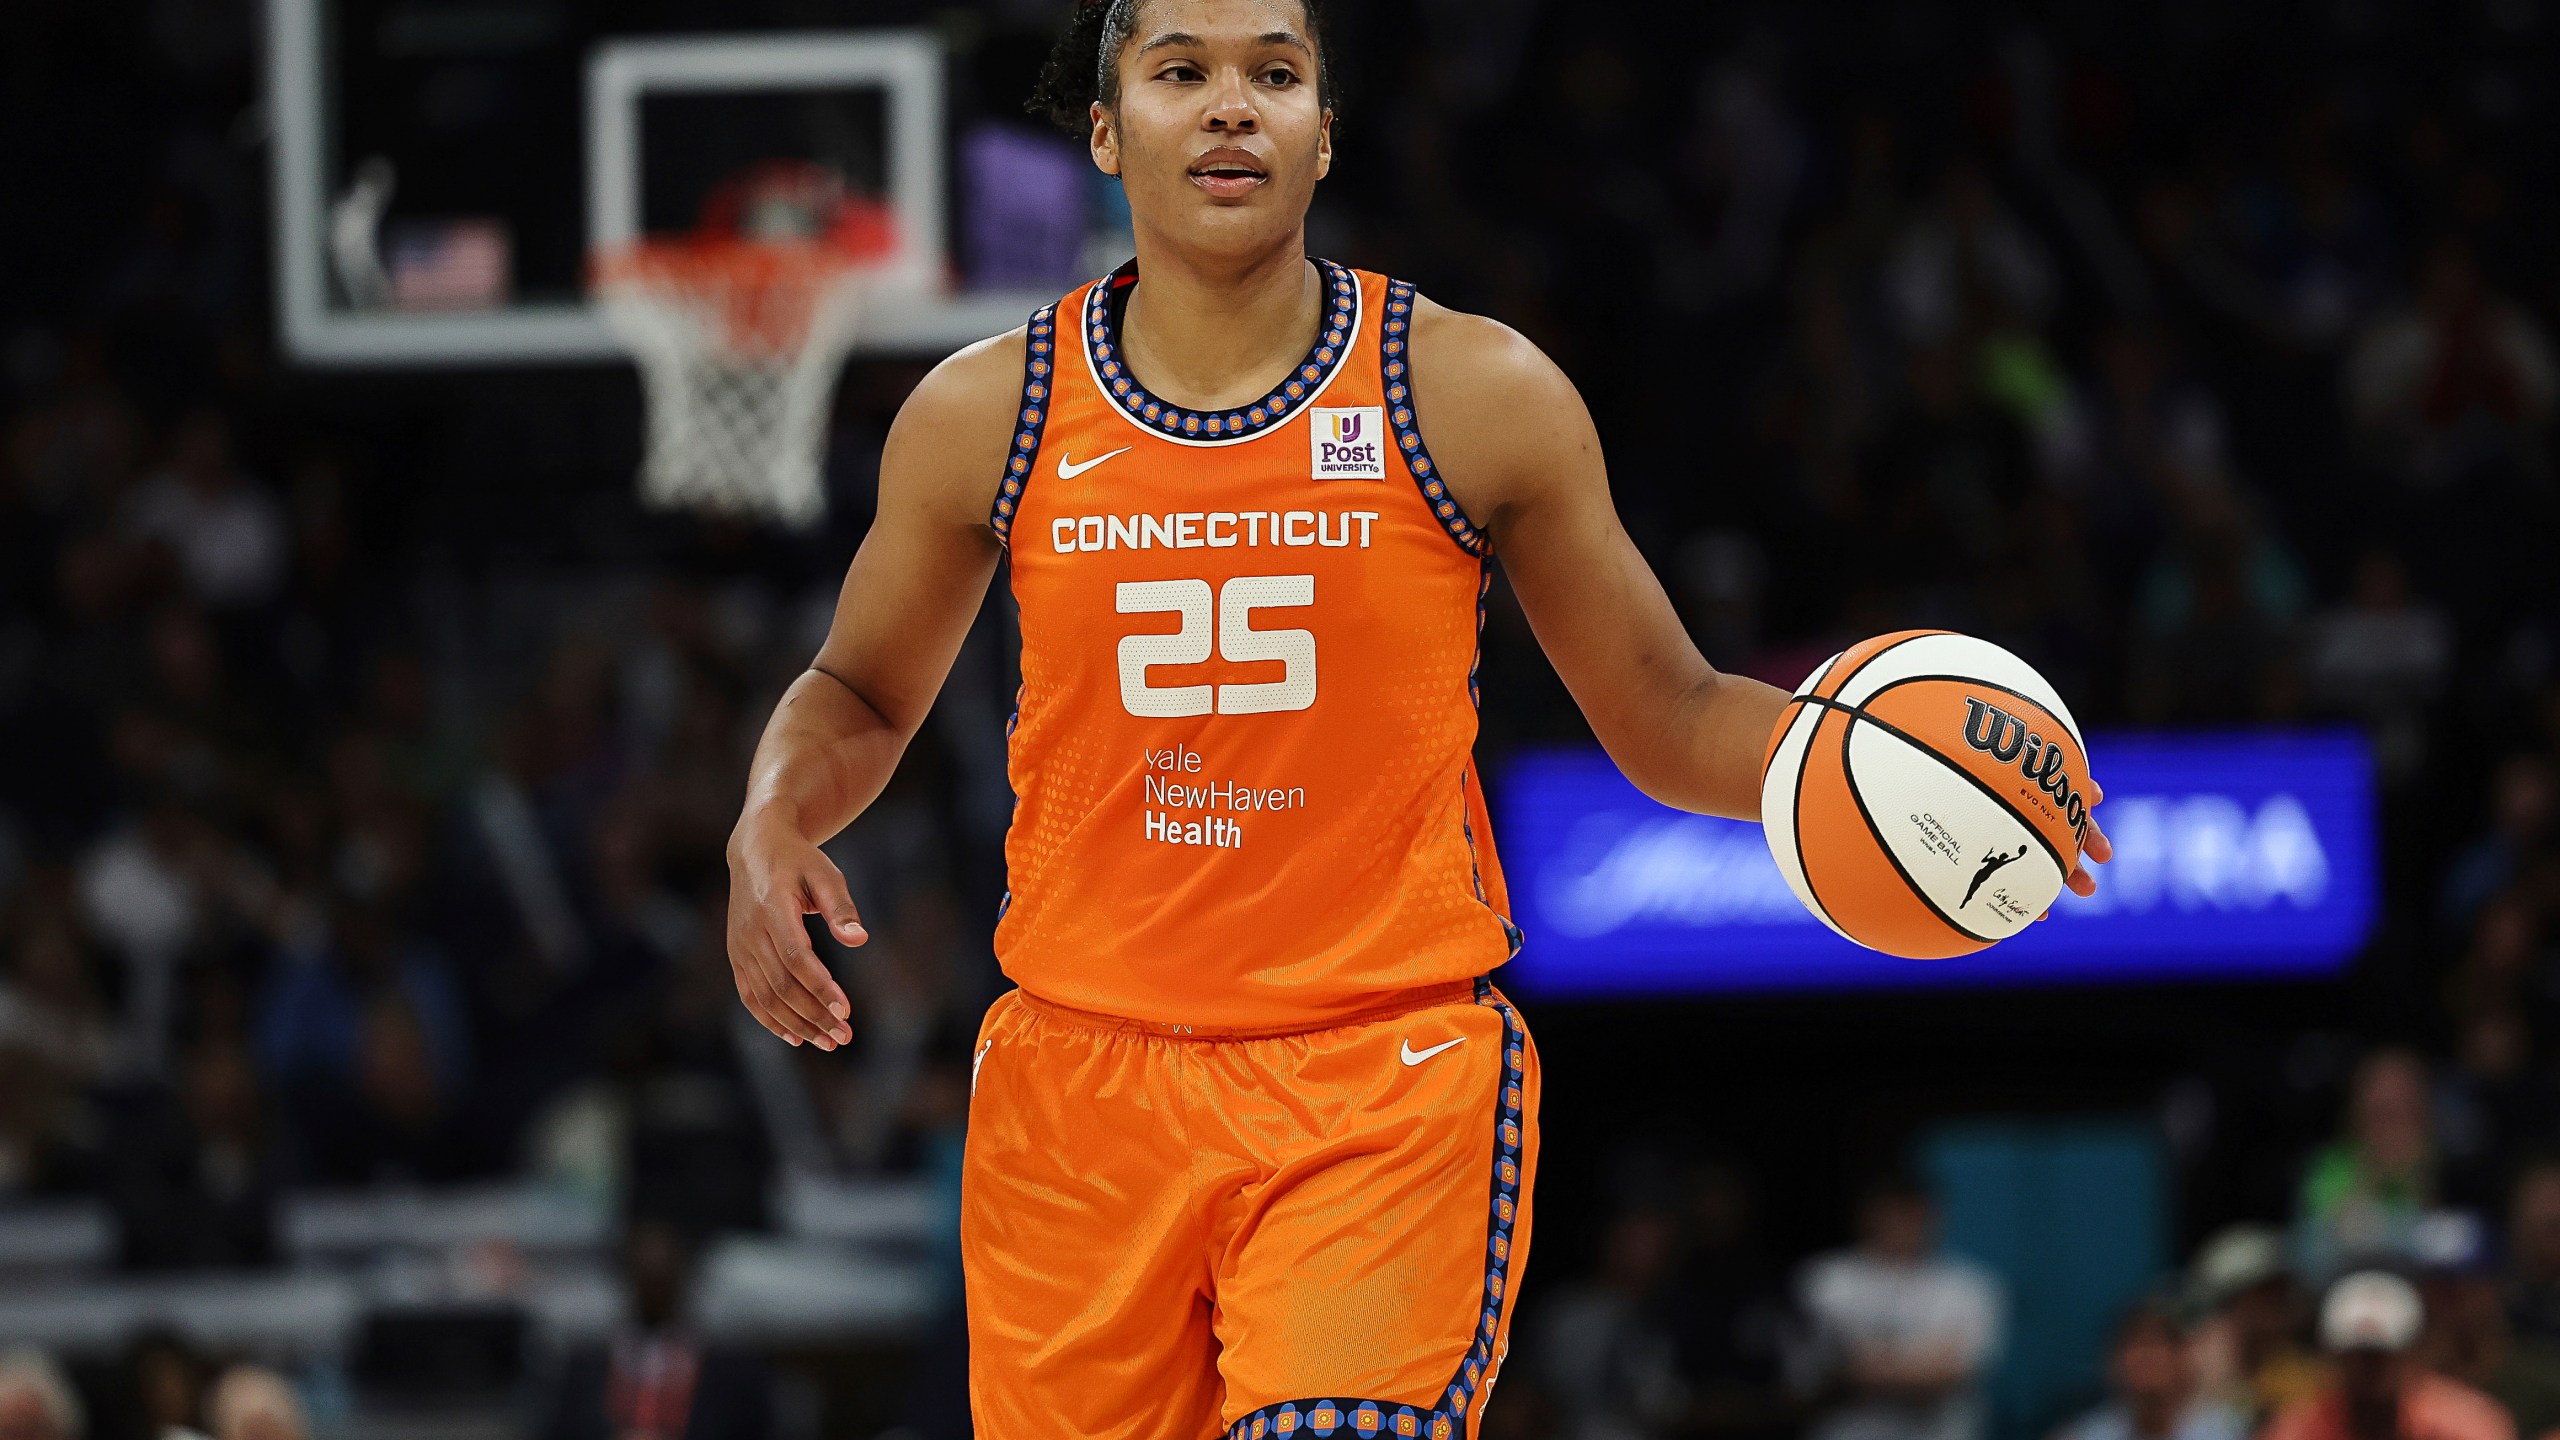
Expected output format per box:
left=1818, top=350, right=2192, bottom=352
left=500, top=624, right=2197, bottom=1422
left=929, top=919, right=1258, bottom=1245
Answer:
left=1027, top=0, right=1332, bottom=135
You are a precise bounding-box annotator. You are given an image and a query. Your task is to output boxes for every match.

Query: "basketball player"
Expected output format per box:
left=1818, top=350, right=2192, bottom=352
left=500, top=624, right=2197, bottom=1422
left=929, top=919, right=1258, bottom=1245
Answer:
left=725, top=2, right=2111, bottom=1437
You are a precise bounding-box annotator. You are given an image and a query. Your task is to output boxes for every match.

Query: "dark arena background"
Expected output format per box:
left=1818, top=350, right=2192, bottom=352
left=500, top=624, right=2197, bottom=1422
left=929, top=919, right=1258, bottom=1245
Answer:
left=2, top=4, right=2558, bottom=1440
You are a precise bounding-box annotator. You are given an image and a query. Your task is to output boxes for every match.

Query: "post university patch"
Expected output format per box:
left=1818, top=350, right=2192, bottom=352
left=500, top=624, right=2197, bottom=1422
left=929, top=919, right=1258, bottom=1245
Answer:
left=1311, top=407, right=1386, bottom=480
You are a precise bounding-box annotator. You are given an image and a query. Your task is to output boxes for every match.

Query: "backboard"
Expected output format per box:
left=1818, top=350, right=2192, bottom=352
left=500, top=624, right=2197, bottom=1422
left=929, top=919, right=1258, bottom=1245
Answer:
left=266, top=0, right=1117, bottom=367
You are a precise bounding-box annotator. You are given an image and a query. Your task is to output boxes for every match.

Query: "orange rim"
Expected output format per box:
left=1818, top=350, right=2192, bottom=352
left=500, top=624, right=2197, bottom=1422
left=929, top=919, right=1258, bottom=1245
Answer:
left=592, top=200, right=897, bottom=358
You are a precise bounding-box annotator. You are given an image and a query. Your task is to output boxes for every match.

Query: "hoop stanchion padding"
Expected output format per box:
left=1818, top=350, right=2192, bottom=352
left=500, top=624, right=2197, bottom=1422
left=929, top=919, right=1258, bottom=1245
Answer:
left=594, top=239, right=877, bottom=528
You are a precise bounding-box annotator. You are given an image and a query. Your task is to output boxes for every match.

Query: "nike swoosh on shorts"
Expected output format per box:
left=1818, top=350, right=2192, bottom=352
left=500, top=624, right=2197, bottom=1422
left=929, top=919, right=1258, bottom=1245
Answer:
left=1400, top=1036, right=1466, bottom=1066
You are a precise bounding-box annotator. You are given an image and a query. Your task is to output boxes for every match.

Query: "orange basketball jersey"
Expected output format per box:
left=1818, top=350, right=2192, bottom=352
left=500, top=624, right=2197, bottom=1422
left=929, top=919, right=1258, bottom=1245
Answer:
left=987, top=259, right=1518, bottom=1029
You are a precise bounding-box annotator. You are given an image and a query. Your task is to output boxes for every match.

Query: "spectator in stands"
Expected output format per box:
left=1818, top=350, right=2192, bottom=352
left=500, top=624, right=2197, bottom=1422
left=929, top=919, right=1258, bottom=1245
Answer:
left=0, top=1350, right=84, bottom=1440
left=102, top=1030, right=277, bottom=1269
left=2263, top=1272, right=2511, bottom=1440
left=0, top=879, right=118, bottom=1195
left=2298, top=1049, right=2440, bottom=1282
left=2419, top=1242, right=2560, bottom=1440
left=1669, top=1159, right=1800, bottom=1440
left=2256, top=137, right=2396, bottom=352
left=535, top=1221, right=773, bottom=1440
left=2125, top=485, right=2309, bottom=724
left=1882, top=158, right=2056, bottom=350
left=2301, top=550, right=2453, bottom=781
left=1794, top=1172, right=2002, bottom=1440
left=1535, top=1204, right=1692, bottom=1440
left=0, top=1044, right=51, bottom=1200
left=256, top=901, right=471, bottom=1184
left=2347, top=238, right=2558, bottom=490
left=2186, top=1226, right=2328, bottom=1430
left=120, top=1331, right=207, bottom=1440
left=2052, top=1298, right=2247, bottom=1440
left=2442, top=757, right=2558, bottom=934
left=119, top=410, right=286, bottom=612
left=6, top=336, right=142, bottom=522
left=205, top=1369, right=303, bottom=1440
left=2503, top=1159, right=2560, bottom=1345
left=2069, top=324, right=2226, bottom=537
left=2448, top=899, right=2545, bottom=1036
left=1856, top=341, right=2036, bottom=590
left=2433, top=1010, right=2555, bottom=1211
left=74, top=800, right=217, bottom=1073
left=0, top=903, right=118, bottom=1092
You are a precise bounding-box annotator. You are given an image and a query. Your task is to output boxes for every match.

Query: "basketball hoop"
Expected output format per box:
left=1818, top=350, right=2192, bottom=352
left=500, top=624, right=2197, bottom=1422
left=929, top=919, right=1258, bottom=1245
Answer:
left=593, top=165, right=897, bottom=528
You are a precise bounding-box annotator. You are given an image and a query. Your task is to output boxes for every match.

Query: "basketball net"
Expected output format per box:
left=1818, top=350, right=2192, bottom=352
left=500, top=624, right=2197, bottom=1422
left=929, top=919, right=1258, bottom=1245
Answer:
left=593, top=164, right=896, bottom=528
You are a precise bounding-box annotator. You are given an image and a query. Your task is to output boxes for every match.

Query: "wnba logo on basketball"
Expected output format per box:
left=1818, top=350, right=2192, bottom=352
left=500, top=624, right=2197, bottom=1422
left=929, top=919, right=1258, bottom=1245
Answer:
left=1311, top=406, right=1386, bottom=480
left=1963, top=697, right=2092, bottom=840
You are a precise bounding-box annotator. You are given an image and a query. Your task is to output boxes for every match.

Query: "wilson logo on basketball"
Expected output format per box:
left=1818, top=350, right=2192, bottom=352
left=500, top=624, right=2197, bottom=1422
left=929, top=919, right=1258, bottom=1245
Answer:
left=1962, top=697, right=2092, bottom=842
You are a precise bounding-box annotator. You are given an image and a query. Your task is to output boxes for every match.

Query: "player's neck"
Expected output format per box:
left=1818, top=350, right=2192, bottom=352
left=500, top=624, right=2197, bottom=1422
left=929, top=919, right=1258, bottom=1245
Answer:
left=1118, top=234, right=1323, bottom=413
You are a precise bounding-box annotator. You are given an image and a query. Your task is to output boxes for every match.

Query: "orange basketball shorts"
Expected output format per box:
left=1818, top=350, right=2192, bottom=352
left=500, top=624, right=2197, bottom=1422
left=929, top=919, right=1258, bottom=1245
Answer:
left=960, top=977, right=1541, bottom=1440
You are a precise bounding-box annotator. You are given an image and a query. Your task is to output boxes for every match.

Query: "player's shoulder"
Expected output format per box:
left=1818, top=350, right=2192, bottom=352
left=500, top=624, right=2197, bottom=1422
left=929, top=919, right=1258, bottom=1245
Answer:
left=1396, top=291, right=1599, bottom=522
left=899, top=324, right=1032, bottom=434
left=1401, top=293, right=1593, bottom=456
left=881, top=324, right=1032, bottom=525
left=1405, top=295, right=1576, bottom=411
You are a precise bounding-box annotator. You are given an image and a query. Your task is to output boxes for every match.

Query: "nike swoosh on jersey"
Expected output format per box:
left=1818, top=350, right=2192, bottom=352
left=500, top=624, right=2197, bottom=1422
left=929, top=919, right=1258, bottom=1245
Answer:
left=1055, top=447, right=1132, bottom=480
left=1400, top=1036, right=1466, bottom=1067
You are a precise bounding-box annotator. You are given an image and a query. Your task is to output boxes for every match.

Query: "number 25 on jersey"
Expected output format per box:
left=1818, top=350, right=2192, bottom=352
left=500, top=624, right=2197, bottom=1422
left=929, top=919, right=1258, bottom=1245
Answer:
left=1116, top=576, right=1316, bottom=718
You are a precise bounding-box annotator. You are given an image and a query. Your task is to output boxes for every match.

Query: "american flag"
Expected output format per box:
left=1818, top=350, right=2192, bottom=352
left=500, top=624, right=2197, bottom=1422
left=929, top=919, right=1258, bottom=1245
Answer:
left=387, top=219, right=512, bottom=310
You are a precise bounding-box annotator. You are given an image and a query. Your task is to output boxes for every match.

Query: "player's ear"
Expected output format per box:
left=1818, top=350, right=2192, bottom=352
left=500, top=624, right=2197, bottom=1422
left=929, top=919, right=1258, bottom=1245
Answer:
left=1090, top=101, right=1121, bottom=176
left=1315, top=106, right=1333, bottom=181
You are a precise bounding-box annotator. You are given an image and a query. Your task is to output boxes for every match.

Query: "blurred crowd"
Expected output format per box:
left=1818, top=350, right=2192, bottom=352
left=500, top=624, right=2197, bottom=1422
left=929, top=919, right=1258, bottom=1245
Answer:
left=0, top=373, right=996, bottom=1231
left=7, top=0, right=2560, bottom=1438
left=1492, top=1094, right=2560, bottom=1440
left=0, top=1345, right=311, bottom=1440
left=0, top=1218, right=789, bottom=1440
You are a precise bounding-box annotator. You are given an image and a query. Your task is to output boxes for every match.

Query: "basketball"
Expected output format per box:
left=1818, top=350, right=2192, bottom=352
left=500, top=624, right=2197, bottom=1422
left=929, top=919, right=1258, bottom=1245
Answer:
left=1761, top=631, right=2093, bottom=959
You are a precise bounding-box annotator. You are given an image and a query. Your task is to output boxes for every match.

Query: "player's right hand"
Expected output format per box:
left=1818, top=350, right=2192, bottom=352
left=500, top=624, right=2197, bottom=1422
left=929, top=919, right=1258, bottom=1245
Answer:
left=725, top=815, right=860, bottom=1050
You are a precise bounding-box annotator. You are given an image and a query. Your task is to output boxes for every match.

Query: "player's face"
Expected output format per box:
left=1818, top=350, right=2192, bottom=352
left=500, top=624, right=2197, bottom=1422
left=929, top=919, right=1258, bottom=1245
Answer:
left=1090, top=0, right=1332, bottom=259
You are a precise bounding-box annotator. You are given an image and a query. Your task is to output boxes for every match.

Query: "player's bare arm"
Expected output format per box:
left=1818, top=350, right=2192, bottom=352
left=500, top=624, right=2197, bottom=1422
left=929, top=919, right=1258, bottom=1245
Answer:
left=1412, top=301, right=2113, bottom=891
left=1409, top=301, right=1788, bottom=820
left=724, top=329, right=1023, bottom=1050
